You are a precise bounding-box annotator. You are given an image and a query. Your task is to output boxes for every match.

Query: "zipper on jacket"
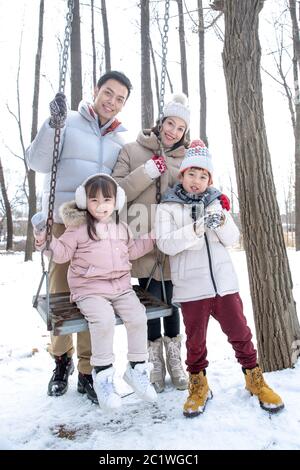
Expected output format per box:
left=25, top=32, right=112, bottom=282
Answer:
left=204, top=233, right=217, bottom=294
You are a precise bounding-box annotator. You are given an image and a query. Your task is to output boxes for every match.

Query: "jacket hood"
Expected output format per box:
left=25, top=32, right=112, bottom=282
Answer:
left=59, top=201, right=87, bottom=228
left=161, top=183, right=221, bottom=207
left=136, top=130, right=185, bottom=158
left=78, top=101, right=127, bottom=133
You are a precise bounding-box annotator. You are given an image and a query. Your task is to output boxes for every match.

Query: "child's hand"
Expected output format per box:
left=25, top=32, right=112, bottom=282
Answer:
left=34, top=229, right=46, bottom=247
left=219, top=194, right=230, bottom=211
left=205, top=212, right=225, bottom=229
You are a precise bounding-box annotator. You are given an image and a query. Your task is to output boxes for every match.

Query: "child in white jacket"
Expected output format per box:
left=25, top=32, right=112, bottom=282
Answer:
left=155, top=140, right=284, bottom=417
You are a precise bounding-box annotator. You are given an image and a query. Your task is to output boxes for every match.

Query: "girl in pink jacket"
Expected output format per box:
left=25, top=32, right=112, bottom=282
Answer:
left=34, top=173, right=157, bottom=411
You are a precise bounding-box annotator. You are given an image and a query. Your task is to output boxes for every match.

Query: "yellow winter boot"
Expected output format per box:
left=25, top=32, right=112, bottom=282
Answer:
left=183, top=371, right=212, bottom=417
left=243, top=366, right=284, bottom=413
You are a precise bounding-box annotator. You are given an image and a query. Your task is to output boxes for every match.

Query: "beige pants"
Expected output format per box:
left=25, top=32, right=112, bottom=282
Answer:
left=77, top=290, right=148, bottom=367
left=47, top=223, right=92, bottom=374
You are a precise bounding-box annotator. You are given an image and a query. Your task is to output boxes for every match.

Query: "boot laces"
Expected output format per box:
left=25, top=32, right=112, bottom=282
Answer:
left=167, top=341, right=184, bottom=373
left=189, top=376, right=205, bottom=397
left=53, top=357, right=70, bottom=381
left=251, top=368, right=265, bottom=390
left=131, top=366, right=150, bottom=392
left=99, top=374, right=118, bottom=398
left=149, top=345, right=164, bottom=373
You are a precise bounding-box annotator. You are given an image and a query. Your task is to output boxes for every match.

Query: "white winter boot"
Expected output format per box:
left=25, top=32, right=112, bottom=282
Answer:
left=148, top=337, right=166, bottom=393
left=123, top=362, right=157, bottom=402
left=163, top=335, right=188, bottom=390
left=92, top=367, right=121, bottom=411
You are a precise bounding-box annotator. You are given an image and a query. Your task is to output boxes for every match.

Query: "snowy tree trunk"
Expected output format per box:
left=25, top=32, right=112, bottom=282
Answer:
left=198, top=0, right=208, bottom=146
left=71, top=0, right=82, bottom=110
left=91, top=0, right=97, bottom=87
left=222, top=0, right=300, bottom=371
left=25, top=0, right=44, bottom=262
left=0, top=157, right=13, bottom=251
left=101, top=0, right=111, bottom=72
left=289, top=0, right=300, bottom=251
left=140, top=0, right=153, bottom=129
left=176, top=0, right=189, bottom=97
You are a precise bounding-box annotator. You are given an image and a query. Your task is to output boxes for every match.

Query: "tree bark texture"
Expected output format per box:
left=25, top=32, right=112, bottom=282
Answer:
left=101, top=0, right=111, bottom=72
left=198, top=0, right=208, bottom=145
left=222, top=0, right=300, bottom=371
left=289, top=0, right=300, bottom=250
left=91, top=0, right=97, bottom=87
left=141, top=0, right=154, bottom=128
left=176, top=0, right=189, bottom=97
left=0, top=157, right=13, bottom=251
left=25, top=0, right=44, bottom=262
left=71, top=0, right=82, bottom=110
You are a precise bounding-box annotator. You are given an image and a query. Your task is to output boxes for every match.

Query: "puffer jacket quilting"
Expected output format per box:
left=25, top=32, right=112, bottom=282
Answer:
left=40, top=201, right=154, bottom=302
left=26, top=101, right=127, bottom=223
left=155, top=197, right=240, bottom=303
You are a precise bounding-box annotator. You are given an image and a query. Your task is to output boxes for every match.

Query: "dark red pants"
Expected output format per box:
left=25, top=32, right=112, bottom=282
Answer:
left=181, top=293, right=257, bottom=373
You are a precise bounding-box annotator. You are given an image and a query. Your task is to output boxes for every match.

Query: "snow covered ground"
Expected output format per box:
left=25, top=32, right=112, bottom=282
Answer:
left=0, top=250, right=299, bottom=450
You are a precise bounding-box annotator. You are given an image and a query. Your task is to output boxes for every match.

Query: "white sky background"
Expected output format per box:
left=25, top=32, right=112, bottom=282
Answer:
left=0, top=0, right=295, bottom=212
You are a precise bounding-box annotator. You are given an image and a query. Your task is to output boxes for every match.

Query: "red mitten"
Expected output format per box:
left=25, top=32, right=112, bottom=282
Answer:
left=189, top=139, right=206, bottom=149
left=151, top=155, right=167, bottom=174
left=219, top=194, right=230, bottom=211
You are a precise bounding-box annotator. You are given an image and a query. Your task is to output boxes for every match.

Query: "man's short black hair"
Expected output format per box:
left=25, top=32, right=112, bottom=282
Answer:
left=96, top=71, right=133, bottom=100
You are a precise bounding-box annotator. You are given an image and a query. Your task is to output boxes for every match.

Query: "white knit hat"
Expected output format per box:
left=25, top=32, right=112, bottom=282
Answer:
left=163, top=93, right=190, bottom=129
left=180, top=139, right=213, bottom=176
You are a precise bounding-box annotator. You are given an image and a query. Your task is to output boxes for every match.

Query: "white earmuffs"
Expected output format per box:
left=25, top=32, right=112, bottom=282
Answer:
left=75, top=173, right=126, bottom=212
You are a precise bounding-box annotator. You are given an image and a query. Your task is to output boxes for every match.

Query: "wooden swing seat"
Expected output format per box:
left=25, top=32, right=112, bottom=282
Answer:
left=33, top=285, right=172, bottom=336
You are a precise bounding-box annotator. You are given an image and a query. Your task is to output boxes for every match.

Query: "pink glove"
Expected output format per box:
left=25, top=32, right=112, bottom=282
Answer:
left=144, top=155, right=167, bottom=179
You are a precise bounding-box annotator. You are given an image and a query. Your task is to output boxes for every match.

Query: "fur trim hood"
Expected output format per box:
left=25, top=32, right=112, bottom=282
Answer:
left=59, top=201, right=87, bottom=228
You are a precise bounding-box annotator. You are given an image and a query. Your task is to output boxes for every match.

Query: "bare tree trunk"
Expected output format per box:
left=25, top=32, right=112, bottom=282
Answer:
left=289, top=0, right=300, bottom=67
left=289, top=0, right=300, bottom=250
left=141, top=0, right=154, bottom=129
left=222, top=0, right=300, bottom=371
left=0, top=157, right=13, bottom=251
left=101, top=0, right=111, bottom=72
left=150, top=38, right=160, bottom=115
left=176, top=0, right=189, bottom=97
left=198, top=0, right=208, bottom=145
left=91, top=0, right=97, bottom=87
left=25, top=0, right=44, bottom=262
left=71, top=0, right=82, bottom=110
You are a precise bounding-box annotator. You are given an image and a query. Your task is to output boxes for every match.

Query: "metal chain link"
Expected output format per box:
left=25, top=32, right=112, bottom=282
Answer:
left=151, top=0, right=170, bottom=296
left=45, top=0, right=74, bottom=252
left=156, top=0, right=170, bottom=205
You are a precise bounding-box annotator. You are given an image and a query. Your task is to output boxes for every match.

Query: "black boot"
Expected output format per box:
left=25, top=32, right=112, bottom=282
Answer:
left=48, top=353, right=74, bottom=396
left=77, top=372, right=99, bottom=404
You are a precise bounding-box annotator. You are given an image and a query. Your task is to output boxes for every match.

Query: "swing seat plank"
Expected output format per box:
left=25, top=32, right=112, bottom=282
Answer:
left=33, top=285, right=172, bottom=336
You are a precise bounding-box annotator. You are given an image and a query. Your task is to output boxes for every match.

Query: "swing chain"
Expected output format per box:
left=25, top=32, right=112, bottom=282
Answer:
left=150, top=0, right=170, bottom=298
left=158, top=0, right=170, bottom=127
left=45, top=0, right=74, bottom=250
left=156, top=0, right=170, bottom=205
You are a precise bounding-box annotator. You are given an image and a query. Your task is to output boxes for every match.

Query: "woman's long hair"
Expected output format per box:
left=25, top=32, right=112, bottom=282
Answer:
left=151, top=117, right=190, bottom=150
left=84, top=175, right=118, bottom=240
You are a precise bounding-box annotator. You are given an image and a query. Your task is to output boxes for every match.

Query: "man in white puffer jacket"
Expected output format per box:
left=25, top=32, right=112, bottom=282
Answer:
left=26, top=71, right=132, bottom=403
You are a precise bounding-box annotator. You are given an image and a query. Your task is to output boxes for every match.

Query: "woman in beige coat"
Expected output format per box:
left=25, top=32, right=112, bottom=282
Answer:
left=112, top=94, right=190, bottom=392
